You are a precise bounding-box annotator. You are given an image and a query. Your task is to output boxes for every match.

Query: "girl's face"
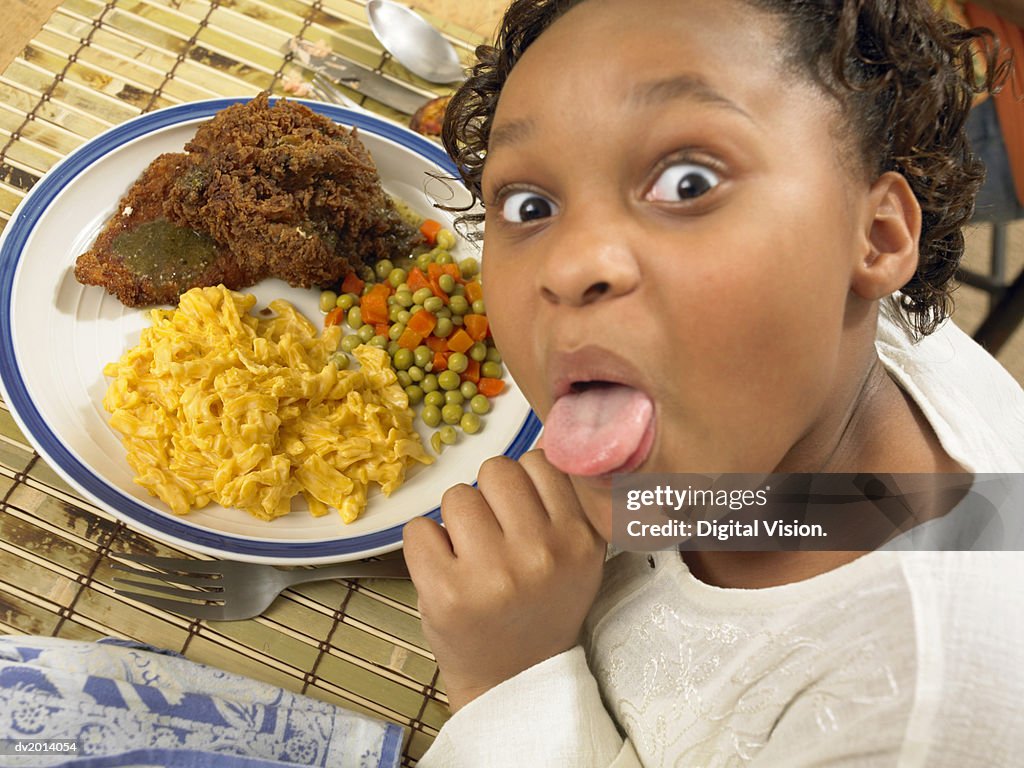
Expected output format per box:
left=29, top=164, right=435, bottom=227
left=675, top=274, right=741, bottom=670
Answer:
left=481, top=0, right=879, bottom=536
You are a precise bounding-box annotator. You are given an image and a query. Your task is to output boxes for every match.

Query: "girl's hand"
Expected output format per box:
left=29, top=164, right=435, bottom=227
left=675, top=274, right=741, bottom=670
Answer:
left=403, top=449, right=606, bottom=712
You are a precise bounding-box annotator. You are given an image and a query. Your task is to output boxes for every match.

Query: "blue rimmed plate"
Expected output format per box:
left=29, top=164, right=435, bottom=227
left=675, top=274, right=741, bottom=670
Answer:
left=0, top=98, right=540, bottom=564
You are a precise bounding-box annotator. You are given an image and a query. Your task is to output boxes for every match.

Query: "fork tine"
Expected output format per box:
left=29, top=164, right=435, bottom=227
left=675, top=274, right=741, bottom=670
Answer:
left=112, top=577, right=223, bottom=600
left=311, top=72, right=361, bottom=109
left=110, top=563, right=220, bottom=587
left=117, top=553, right=225, bottom=574
left=115, top=590, right=229, bottom=620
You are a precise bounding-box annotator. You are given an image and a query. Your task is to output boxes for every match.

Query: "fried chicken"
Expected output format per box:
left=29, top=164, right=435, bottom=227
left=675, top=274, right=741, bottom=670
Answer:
left=74, top=93, right=420, bottom=307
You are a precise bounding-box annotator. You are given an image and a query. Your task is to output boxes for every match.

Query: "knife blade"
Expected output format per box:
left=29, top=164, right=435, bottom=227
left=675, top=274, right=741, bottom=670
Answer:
left=288, top=38, right=431, bottom=115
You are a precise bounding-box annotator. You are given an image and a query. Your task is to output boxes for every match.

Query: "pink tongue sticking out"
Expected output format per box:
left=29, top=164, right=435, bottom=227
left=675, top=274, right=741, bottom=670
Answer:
left=543, top=385, right=654, bottom=476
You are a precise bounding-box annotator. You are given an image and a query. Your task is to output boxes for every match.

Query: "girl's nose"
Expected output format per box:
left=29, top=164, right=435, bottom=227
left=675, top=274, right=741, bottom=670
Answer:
left=537, top=213, right=641, bottom=307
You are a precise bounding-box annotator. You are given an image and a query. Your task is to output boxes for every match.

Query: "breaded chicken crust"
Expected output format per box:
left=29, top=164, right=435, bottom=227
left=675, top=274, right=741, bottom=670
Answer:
left=75, top=93, right=419, bottom=306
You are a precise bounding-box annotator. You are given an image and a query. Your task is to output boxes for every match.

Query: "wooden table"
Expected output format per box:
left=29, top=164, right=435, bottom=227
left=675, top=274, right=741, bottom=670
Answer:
left=0, top=1, right=504, bottom=764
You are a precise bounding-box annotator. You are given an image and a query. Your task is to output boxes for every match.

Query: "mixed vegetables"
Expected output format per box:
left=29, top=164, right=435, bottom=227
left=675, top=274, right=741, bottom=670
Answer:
left=320, top=219, right=505, bottom=454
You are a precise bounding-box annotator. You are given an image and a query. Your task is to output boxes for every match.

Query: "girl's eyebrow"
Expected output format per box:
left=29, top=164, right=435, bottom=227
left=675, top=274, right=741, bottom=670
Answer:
left=489, top=117, right=536, bottom=151
left=631, top=74, right=756, bottom=123
left=488, top=74, right=755, bottom=153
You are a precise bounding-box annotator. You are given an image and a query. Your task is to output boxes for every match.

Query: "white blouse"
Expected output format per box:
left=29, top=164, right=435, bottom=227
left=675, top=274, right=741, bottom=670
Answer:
left=418, top=306, right=1024, bottom=767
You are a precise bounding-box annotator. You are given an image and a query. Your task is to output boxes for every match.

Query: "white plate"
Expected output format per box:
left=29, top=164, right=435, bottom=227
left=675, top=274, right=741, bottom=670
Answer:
left=0, top=97, right=540, bottom=564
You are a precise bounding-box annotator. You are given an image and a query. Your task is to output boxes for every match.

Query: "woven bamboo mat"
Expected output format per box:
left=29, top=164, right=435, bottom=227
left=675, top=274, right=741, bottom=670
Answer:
left=0, top=1, right=491, bottom=763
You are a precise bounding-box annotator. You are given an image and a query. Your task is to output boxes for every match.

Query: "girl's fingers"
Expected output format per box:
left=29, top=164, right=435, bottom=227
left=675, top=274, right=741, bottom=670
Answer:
left=437, top=482, right=505, bottom=557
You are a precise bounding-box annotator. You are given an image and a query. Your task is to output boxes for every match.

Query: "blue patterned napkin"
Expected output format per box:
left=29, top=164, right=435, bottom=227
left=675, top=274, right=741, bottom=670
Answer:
left=0, top=636, right=403, bottom=768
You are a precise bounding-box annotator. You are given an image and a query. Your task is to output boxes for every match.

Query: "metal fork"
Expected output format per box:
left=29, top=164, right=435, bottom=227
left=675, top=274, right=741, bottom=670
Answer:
left=307, top=71, right=364, bottom=110
left=111, top=552, right=410, bottom=621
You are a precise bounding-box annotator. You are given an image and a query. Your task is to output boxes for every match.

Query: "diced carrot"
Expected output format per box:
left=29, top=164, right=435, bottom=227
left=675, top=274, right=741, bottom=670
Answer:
left=424, top=263, right=450, bottom=302
left=464, top=280, right=484, bottom=304
left=340, top=271, right=365, bottom=295
left=432, top=350, right=449, bottom=372
left=324, top=307, right=345, bottom=327
left=367, top=282, right=392, bottom=299
left=426, top=336, right=448, bottom=353
left=420, top=218, right=443, bottom=245
left=442, top=263, right=463, bottom=283
left=374, top=323, right=391, bottom=337
left=407, top=267, right=431, bottom=293
left=446, top=328, right=474, bottom=354
left=407, top=310, right=437, bottom=336
left=478, top=377, right=506, bottom=397
left=461, top=358, right=480, bottom=384
left=464, top=314, right=488, bottom=342
left=397, top=327, right=424, bottom=350
left=360, top=294, right=389, bottom=325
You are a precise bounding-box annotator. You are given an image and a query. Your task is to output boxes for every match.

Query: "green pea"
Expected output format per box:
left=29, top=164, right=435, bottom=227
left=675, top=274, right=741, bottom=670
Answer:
left=408, top=365, right=425, bottom=382
left=357, top=324, right=375, bottom=343
left=448, top=295, right=470, bottom=316
left=414, top=346, right=433, bottom=369
left=424, top=391, right=445, bottom=408
left=375, top=259, right=394, bottom=280
left=485, top=346, right=503, bottom=364
left=444, top=390, right=465, bottom=407
left=337, top=293, right=356, bottom=310
left=341, top=334, right=362, bottom=353
left=388, top=305, right=403, bottom=323
left=438, top=274, right=456, bottom=294
left=447, top=352, right=469, bottom=374
left=435, top=306, right=453, bottom=319
left=358, top=264, right=375, bottom=282
left=436, top=228, right=457, bottom=250
left=416, top=252, right=434, bottom=270
left=430, top=431, right=444, bottom=454
left=434, top=251, right=454, bottom=265
left=396, top=370, right=413, bottom=388
left=319, top=290, right=338, bottom=313
left=405, top=384, right=424, bottom=405
left=369, top=334, right=389, bottom=349
left=472, top=299, right=486, bottom=314
left=438, top=370, right=461, bottom=391
left=451, top=315, right=464, bottom=326
left=439, top=425, right=458, bottom=445
left=434, top=317, right=454, bottom=338
left=389, top=322, right=407, bottom=341
left=388, top=267, right=408, bottom=287
left=482, top=361, right=503, bottom=378
left=422, top=404, right=442, bottom=428
left=441, top=403, right=463, bottom=425
left=413, top=287, right=434, bottom=305
left=392, top=348, right=413, bottom=370
left=460, top=411, right=482, bottom=434
left=395, top=290, right=414, bottom=308
left=460, top=380, right=478, bottom=399
left=422, top=296, right=443, bottom=314
left=469, top=342, right=488, bottom=362
left=421, top=373, right=439, bottom=393
left=470, top=394, right=491, bottom=415
left=329, top=351, right=350, bottom=370
left=397, top=310, right=412, bottom=325
left=388, top=341, right=401, bottom=357
left=347, top=306, right=363, bottom=329
left=459, top=257, right=480, bottom=278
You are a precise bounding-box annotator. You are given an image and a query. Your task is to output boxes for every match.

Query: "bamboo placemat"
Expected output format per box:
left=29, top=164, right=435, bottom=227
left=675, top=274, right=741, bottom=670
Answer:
left=0, top=1, right=490, bottom=763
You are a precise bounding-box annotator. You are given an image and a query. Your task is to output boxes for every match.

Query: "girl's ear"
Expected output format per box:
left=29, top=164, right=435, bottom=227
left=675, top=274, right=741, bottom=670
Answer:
left=850, top=171, right=922, bottom=300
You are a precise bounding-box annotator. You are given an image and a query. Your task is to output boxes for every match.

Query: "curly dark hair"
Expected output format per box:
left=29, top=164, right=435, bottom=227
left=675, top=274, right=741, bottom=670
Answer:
left=442, top=0, right=1010, bottom=336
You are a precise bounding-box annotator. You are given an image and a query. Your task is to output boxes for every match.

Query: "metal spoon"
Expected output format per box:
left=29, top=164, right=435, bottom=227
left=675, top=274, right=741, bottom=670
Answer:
left=367, top=0, right=465, bottom=84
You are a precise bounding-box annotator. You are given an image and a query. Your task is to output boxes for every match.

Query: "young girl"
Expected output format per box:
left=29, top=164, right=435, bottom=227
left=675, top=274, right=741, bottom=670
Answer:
left=403, top=0, right=1024, bottom=764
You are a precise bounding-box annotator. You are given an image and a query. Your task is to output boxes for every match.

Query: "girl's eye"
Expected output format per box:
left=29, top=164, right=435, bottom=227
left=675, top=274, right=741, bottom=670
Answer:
left=647, top=163, right=721, bottom=202
left=500, top=191, right=559, bottom=223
